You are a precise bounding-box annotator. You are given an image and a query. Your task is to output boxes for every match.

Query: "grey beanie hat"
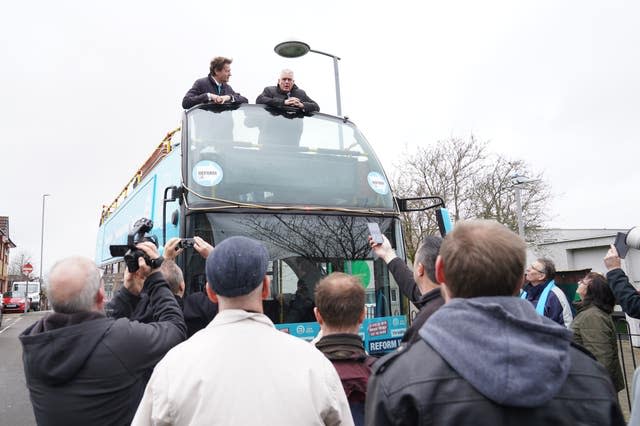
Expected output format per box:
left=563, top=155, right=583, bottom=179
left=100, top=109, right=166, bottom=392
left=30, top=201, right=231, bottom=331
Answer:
left=205, top=236, right=269, bottom=297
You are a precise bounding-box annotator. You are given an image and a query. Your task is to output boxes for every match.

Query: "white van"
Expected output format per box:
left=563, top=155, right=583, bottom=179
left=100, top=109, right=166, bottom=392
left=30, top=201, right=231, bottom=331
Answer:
left=12, top=281, right=41, bottom=311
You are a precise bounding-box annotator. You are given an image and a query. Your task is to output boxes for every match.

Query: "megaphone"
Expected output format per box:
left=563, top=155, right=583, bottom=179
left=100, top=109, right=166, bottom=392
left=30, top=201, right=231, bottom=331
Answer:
left=615, top=227, right=640, bottom=259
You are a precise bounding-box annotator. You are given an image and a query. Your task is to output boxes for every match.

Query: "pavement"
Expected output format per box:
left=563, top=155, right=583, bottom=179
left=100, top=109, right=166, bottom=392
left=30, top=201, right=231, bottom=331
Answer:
left=0, top=311, right=48, bottom=426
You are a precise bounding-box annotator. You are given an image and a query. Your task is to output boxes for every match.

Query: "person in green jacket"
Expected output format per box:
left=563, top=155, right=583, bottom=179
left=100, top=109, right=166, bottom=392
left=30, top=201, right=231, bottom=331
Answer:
left=572, top=272, right=625, bottom=392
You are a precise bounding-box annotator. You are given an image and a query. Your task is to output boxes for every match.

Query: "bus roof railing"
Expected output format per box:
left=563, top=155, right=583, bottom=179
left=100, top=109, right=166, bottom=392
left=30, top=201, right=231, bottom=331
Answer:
left=99, top=127, right=180, bottom=225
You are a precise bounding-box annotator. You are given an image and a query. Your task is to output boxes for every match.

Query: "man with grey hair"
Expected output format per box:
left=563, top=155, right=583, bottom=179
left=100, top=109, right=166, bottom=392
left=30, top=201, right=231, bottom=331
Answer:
left=19, top=242, right=186, bottom=426
left=370, top=234, right=443, bottom=344
left=133, top=236, right=352, bottom=426
left=256, top=69, right=320, bottom=112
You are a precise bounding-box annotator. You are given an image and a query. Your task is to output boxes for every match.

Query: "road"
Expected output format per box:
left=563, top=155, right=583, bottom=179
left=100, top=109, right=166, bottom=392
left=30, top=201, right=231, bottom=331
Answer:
left=0, top=311, right=47, bottom=426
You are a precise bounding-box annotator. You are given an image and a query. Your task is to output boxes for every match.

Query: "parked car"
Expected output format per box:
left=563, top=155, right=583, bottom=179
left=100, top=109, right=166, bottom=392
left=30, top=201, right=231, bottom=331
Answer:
left=0, top=299, right=3, bottom=326
left=12, top=282, right=40, bottom=310
left=2, top=291, right=30, bottom=314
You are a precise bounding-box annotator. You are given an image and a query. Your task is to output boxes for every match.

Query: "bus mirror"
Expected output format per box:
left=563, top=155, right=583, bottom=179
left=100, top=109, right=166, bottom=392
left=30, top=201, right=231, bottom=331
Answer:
left=395, top=196, right=445, bottom=212
left=164, top=186, right=182, bottom=202
left=436, top=208, right=453, bottom=237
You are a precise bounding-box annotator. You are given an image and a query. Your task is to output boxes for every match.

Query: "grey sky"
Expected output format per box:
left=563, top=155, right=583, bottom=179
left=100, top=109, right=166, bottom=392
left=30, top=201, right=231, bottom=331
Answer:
left=1, top=0, right=638, bottom=276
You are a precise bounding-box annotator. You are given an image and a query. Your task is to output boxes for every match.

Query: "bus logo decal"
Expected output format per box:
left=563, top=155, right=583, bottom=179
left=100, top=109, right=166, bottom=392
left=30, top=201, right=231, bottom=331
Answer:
left=192, top=160, right=223, bottom=187
left=367, top=172, right=389, bottom=195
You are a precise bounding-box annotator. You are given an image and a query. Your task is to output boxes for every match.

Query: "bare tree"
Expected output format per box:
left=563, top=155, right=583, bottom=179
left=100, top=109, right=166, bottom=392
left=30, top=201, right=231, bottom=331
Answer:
left=392, top=136, right=551, bottom=259
left=393, top=136, right=486, bottom=260
left=468, top=156, right=551, bottom=239
left=9, top=250, right=35, bottom=278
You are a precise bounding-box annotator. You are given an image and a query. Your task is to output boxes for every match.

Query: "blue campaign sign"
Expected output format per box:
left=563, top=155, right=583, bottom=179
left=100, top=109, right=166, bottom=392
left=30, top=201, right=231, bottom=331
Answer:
left=276, top=315, right=407, bottom=355
left=276, top=322, right=321, bottom=341
left=362, top=315, right=407, bottom=355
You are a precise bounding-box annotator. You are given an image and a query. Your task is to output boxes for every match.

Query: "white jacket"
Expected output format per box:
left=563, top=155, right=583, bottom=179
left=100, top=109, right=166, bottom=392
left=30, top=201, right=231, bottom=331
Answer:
left=551, top=286, right=574, bottom=328
left=132, top=309, right=353, bottom=426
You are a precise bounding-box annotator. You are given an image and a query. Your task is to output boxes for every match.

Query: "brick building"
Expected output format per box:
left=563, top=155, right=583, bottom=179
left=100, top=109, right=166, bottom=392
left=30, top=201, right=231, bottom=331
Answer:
left=0, top=216, right=17, bottom=293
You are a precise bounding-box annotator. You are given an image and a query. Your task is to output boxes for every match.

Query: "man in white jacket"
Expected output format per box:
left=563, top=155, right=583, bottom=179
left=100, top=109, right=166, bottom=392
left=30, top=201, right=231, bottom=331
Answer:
left=132, top=236, right=353, bottom=426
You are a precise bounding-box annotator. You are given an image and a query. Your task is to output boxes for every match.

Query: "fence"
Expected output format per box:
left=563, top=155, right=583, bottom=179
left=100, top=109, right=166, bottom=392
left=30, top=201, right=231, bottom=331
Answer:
left=614, top=313, right=640, bottom=420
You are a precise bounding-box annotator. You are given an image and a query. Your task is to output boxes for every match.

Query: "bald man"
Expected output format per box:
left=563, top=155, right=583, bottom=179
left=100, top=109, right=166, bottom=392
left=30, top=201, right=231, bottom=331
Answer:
left=19, top=243, right=186, bottom=426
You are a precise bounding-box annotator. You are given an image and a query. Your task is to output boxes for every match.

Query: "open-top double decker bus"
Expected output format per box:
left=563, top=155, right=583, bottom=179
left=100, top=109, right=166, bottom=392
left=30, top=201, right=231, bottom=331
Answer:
left=95, top=103, right=446, bottom=354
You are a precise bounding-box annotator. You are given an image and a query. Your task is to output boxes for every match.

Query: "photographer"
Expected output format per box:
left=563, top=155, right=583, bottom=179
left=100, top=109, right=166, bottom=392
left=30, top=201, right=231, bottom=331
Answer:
left=166, top=236, right=220, bottom=337
left=113, top=236, right=219, bottom=337
left=19, top=243, right=186, bottom=426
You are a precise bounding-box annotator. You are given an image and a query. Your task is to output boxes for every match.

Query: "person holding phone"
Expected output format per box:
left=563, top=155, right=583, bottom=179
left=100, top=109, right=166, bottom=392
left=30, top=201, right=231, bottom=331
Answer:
left=604, top=245, right=640, bottom=318
left=369, top=233, right=443, bottom=344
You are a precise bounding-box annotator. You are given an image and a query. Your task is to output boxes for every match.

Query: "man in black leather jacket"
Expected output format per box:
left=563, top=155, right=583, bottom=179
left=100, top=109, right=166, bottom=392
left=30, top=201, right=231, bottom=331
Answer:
left=20, top=243, right=186, bottom=426
left=365, top=220, right=624, bottom=426
left=256, top=69, right=319, bottom=113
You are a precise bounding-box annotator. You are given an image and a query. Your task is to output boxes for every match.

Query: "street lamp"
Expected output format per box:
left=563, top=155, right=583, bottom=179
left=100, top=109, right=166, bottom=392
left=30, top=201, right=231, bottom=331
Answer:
left=510, top=175, right=538, bottom=239
left=274, top=40, right=343, bottom=116
left=39, top=194, right=50, bottom=300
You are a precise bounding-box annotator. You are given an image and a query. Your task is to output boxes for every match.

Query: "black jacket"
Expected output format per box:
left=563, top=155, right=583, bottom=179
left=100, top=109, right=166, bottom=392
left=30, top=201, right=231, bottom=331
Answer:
left=182, top=291, right=219, bottom=337
left=19, top=272, right=186, bottom=426
left=386, top=258, right=444, bottom=344
left=182, top=75, right=248, bottom=109
left=365, top=297, right=624, bottom=426
left=607, top=267, right=640, bottom=318
left=256, top=84, right=319, bottom=112
left=108, top=285, right=217, bottom=338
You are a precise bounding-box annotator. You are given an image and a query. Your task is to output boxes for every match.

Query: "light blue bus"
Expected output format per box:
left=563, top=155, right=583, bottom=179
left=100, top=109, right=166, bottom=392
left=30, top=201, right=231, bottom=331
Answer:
left=95, top=103, right=446, bottom=354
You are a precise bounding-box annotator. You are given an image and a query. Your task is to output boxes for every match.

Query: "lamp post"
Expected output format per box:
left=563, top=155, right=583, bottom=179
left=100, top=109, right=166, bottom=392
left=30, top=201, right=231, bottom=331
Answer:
left=39, top=194, right=50, bottom=301
left=511, top=175, right=539, bottom=239
left=274, top=40, right=342, bottom=116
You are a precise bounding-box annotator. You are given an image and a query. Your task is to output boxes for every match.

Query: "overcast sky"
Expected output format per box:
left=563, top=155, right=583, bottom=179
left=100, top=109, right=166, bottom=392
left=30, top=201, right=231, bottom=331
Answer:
left=2, top=0, right=638, bottom=276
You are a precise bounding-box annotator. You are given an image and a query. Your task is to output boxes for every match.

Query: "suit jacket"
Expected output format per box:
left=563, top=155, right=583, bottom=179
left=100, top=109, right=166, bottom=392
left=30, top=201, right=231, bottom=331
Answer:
left=256, top=84, right=319, bottom=112
left=182, top=75, right=248, bottom=109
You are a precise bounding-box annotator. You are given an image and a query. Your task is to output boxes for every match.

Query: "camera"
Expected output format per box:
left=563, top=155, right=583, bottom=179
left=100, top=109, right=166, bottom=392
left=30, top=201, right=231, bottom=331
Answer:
left=109, top=218, right=159, bottom=272
left=178, top=238, right=195, bottom=249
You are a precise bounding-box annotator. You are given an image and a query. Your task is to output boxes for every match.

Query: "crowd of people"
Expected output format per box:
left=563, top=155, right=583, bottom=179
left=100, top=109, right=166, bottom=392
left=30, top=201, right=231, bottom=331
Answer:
left=14, top=55, right=640, bottom=426
left=18, top=218, right=640, bottom=425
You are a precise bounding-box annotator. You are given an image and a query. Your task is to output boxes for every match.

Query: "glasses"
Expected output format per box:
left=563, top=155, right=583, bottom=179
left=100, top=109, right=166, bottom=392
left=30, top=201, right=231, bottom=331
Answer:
left=529, top=265, right=545, bottom=274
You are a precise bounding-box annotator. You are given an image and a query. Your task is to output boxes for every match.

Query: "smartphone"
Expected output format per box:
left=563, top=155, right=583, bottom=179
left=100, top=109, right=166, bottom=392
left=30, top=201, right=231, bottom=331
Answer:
left=614, top=232, right=629, bottom=259
left=367, top=222, right=384, bottom=244
left=178, top=238, right=195, bottom=249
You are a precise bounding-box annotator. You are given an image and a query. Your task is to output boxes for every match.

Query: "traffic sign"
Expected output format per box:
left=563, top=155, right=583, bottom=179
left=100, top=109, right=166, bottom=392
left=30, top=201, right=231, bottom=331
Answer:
left=22, top=263, right=33, bottom=275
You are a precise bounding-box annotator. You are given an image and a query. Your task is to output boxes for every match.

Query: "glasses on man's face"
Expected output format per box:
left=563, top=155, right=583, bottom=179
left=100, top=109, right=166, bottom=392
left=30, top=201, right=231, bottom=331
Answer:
left=529, top=265, right=545, bottom=274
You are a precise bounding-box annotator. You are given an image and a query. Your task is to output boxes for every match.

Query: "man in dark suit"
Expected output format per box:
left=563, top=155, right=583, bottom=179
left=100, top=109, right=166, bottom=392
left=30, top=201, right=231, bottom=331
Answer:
left=182, top=56, right=248, bottom=109
left=256, top=69, right=319, bottom=113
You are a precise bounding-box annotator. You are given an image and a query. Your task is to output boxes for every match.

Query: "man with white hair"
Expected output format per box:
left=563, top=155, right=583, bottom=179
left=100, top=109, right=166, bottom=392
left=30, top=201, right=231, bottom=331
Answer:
left=19, top=242, right=186, bottom=426
left=256, top=69, right=320, bottom=112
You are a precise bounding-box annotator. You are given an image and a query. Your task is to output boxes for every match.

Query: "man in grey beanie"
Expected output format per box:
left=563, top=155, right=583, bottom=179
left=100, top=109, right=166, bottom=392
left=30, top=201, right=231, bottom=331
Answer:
left=133, top=236, right=353, bottom=426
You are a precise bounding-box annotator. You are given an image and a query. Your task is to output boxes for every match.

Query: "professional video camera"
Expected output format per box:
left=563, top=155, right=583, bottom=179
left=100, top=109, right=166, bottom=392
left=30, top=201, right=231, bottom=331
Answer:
left=109, top=218, right=161, bottom=272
